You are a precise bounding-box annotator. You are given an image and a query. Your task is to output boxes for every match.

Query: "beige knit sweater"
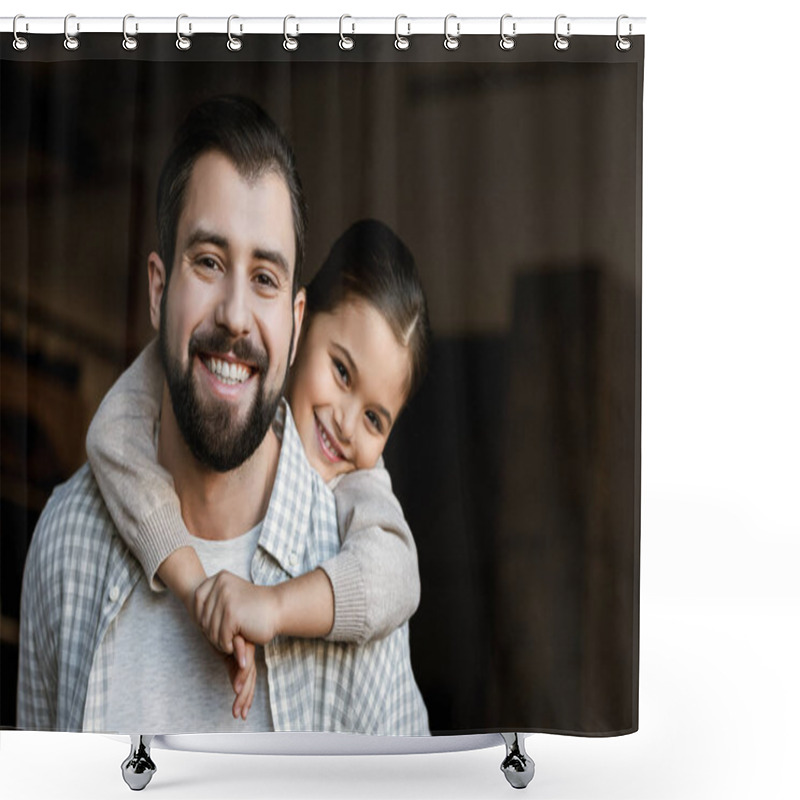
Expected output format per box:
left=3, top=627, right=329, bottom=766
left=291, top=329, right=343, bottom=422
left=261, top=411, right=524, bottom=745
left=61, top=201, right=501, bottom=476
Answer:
left=85, top=341, right=420, bottom=644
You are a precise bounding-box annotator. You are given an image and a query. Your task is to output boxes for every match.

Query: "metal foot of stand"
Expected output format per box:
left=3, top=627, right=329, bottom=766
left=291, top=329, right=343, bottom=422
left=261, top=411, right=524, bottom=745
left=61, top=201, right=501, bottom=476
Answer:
left=121, top=735, right=157, bottom=791
left=500, top=733, right=535, bottom=789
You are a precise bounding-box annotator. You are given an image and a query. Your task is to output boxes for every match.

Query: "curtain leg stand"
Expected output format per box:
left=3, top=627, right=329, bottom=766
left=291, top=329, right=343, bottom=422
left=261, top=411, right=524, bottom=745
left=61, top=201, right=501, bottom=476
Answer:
left=500, top=733, right=535, bottom=789
left=121, top=735, right=157, bottom=791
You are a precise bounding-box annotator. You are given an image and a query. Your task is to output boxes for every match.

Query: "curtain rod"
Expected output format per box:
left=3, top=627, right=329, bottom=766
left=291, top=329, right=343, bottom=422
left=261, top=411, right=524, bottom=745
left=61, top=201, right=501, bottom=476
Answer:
left=1, top=15, right=646, bottom=37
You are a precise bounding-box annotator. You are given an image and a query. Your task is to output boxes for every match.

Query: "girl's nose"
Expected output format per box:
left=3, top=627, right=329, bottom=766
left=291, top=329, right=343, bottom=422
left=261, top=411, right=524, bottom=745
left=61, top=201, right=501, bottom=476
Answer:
left=334, top=402, right=358, bottom=443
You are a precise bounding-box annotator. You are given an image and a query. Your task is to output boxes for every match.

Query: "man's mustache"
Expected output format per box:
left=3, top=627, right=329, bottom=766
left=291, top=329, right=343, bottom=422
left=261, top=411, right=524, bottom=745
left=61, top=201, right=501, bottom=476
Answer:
left=188, top=329, right=270, bottom=373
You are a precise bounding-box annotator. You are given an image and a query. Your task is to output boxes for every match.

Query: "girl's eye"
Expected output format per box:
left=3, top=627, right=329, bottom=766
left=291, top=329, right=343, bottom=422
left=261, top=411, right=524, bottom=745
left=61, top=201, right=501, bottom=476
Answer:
left=366, top=410, right=383, bottom=433
left=333, top=358, right=350, bottom=386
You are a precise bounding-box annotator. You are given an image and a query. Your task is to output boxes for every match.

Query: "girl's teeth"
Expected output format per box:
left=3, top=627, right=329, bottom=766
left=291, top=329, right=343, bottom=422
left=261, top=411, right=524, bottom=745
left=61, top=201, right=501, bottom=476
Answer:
left=319, top=422, right=340, bottom=458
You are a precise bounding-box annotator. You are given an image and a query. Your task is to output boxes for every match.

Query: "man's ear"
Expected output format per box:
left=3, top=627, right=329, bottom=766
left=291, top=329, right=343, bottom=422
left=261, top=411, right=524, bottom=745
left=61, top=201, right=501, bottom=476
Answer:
left=148, top=252, right=167, bottom=332
left=290, top=287, right=306, bottom=366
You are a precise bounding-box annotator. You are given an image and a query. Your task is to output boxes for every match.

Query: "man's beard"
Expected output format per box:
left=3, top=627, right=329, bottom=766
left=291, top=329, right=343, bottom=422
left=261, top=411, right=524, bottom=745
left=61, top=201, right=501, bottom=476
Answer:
left=159, top=324, right=288, bottom=473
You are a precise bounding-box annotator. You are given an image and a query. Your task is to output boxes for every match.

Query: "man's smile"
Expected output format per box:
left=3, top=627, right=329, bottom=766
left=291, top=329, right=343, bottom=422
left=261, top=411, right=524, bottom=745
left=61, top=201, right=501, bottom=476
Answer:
left=196, top=352, right=259, bottom=399
left=201, top=354, right=254, bottom=386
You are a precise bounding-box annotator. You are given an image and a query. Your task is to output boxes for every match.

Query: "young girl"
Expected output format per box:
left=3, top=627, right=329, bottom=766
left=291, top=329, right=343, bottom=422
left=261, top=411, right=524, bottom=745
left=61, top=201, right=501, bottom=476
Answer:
left=86, top=218, right=431, bottom=721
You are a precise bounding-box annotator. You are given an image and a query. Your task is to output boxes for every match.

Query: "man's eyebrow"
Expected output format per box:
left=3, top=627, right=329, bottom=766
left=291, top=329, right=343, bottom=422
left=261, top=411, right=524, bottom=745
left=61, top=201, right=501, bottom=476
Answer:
left=184, top=228, right=292, bottom=283
left=333, top=342, right=394, bottom=429
left=253, top=247, right=291, bottom=282
left=186, top=228, right=229, bottom=252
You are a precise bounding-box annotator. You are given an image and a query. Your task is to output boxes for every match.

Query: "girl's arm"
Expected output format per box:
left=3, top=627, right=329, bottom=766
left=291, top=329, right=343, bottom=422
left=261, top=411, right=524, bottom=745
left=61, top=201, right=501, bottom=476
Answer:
left=85, top=340, right=205, bottom=610
left=321, top=465, right=420, bottom=644
left=194, top=466, right=420, bottom=650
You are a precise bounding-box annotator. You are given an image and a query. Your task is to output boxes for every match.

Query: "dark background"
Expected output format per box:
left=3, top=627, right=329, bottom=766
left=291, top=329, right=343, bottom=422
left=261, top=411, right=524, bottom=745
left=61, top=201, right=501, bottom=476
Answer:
left=1, top=34, right=642, bottom=734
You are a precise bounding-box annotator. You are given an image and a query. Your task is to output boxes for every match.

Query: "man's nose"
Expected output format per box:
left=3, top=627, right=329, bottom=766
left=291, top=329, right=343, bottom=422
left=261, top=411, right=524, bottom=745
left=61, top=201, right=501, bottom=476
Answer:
left=215, top=273, right=251, bottom=337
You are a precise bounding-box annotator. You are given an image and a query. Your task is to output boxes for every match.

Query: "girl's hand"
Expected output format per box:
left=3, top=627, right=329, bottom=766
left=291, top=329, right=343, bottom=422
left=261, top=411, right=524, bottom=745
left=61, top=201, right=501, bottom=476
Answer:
left=225, top=635, right=256, bottom=720
left=194, top=570, right=281, bottom=652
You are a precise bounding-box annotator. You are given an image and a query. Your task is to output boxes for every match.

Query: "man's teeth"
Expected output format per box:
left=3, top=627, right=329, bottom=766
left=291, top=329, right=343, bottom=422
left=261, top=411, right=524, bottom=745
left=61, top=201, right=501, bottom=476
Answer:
left=205, top=357, right=251, bottom=385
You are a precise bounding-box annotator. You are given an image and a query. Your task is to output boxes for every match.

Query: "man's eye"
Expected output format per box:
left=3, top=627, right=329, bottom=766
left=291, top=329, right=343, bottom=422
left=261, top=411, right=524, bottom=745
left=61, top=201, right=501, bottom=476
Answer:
left=333, top=358, right=350, bottom=386
left=366, top=410, right=383, bottom=433
left=255, top=272, right=277, bottom=289
left=197, top=256, right=220, bottom=271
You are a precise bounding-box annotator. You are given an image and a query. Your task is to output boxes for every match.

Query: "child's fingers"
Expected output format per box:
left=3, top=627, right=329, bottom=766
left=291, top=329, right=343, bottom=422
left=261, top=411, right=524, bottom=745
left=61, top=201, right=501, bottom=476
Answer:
left=197, top=575, right=219, bottom=633
left=209, top=598, right=234, bottom=653
left=201, top=573, right=236, bottom=653
left=232, top=635, right=249, bottom=671
left=238, top=660, right=257, bottom=721
left=193, top=578, right=213, bottom=626
left=242, top=661, right=256, bottom=720
left=231, top=655, right=256, bottom=719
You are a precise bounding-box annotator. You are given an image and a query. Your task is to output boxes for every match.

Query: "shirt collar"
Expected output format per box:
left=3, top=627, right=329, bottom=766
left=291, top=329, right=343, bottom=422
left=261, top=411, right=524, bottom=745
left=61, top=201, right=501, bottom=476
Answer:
left=256, top=399, right=326, bottom=577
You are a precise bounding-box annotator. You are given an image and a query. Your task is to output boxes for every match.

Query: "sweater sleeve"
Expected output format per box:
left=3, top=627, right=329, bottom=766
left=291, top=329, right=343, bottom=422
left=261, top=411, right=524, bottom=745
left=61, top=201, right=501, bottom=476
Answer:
left=319, top=463, right=420, bottom=643
left=85, top=340, right=193, bottom=590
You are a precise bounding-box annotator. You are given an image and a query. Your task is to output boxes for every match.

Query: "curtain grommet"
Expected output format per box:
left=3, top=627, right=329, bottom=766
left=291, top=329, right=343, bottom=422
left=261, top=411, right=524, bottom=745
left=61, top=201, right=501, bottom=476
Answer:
left=394, top=15, right=410, bottom=50
left=339, top=14, right=355, bottom=51
left=553, top=14, right=570, bottom=51
left=122, top=14, right=138, bottom=51
left=13, top=14, right=29, bottom=51
left=444, top=14, right=460, bottom=51
left=175, top=14, right=192, bottom=50
left=227, top=15, right=242, bottom=51
left=64, top=13, right=80, bottom=51
left=500, top=14, right=516, bottom=50
left=283, top=15, right=299, bottom=51
left=616, top=15, right=632, bottom=51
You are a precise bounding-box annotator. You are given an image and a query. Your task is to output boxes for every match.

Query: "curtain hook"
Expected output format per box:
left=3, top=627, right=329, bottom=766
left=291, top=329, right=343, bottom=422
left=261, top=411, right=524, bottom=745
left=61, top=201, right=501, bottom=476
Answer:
left=176, top=14, right=192, bottom=50
left=122, top=14, right=138, bottom=51
left=13, top=14, right=29, bottom=51
left=444, top=14, right=460, bottom=51
left=616, top=15, right=632, bottom=51
left=394, top=15, right=410, bottom=51
left=339, top=14, right=355, bottom=50
left=227, top=15, right=242, bottom=51
left=554, top=14, right=570, bottom=51
left=500, top=14, right=516, bottom=50
left=283, top=15, right=299, bottom=51
left=64, top=13, right=80, bottom=51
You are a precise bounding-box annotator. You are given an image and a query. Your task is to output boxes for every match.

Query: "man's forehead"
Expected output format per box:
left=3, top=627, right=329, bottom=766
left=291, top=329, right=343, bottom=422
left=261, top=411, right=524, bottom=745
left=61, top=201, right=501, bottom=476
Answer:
left=179, top=151, right=296, bottom=272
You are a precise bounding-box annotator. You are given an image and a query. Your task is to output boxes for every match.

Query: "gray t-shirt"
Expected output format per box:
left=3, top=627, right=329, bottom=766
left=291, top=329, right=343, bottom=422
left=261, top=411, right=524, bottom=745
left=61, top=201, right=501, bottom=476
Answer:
left=106, top=524, right=271, bottom=733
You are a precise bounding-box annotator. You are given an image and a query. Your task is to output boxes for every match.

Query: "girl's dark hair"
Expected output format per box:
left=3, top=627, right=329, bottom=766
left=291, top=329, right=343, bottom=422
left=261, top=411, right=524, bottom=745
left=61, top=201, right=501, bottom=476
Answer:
left=156, top=95, right=307, bottom=294
left=306, top=219, right=431, bottom=402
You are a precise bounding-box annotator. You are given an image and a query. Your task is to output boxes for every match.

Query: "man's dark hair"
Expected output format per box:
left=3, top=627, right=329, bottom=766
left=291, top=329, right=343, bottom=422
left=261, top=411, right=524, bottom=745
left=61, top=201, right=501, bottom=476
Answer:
left=156, top=95, right=307, bottom=294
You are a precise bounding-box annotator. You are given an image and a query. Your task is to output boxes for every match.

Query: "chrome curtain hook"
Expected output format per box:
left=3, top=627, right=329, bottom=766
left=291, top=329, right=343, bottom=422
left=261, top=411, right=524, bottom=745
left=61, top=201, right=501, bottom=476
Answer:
left=339, top=14, right=355, bottom=50
left=64, top=13, right=80, bottom=51
left=616, top=14, right=632, bottom=51
left=394, top=14, right=410, bottom=50
left=283, top=15, right=299, bottom=51
left=122, top=14, right=138, bottom=51
left=13, top=14, right=29, bottom=51
left=444, top=14, right=460, bottom=51
left=227, top=15, right=242, bottom=51
left=500, top=14, right=516, bottom=50
left=176, top=14, right=191, bottom=50
left=554, top=14, right=570, bottom=51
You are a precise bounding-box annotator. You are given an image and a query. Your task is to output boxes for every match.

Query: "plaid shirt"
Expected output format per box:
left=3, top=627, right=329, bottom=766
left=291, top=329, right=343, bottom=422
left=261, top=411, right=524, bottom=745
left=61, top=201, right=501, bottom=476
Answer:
left=17, top=401, right=429, bottom=735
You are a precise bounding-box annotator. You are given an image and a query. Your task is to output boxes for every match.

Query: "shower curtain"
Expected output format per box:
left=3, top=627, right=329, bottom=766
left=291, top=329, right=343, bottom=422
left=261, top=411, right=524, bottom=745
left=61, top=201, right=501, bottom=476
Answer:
left=1, top=24, right=643, bottom=737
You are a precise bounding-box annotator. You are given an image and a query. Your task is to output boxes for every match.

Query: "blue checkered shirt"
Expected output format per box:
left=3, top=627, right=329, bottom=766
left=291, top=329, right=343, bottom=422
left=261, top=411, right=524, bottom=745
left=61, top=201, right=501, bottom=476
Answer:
left=17, top=401, right=429, bottom=735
